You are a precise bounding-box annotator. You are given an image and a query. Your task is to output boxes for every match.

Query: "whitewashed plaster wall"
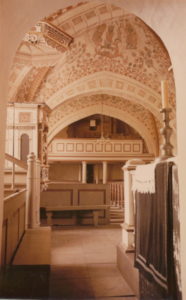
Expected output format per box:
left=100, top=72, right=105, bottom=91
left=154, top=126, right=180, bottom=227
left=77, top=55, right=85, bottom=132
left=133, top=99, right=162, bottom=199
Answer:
left=5, top=104, right=39, bottom=169
left=0, top=0, right=186, bottom=296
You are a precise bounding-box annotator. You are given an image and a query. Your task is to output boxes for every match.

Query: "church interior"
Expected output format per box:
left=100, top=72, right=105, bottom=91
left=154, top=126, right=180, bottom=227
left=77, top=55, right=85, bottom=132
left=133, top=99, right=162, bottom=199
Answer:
left=0, top=1, right=185, bottom=299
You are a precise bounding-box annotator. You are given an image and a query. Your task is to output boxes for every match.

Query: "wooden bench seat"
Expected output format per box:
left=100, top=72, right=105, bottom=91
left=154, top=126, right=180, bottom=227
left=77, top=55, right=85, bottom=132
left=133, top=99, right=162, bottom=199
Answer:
left=45, top=205, right=110, bottom=226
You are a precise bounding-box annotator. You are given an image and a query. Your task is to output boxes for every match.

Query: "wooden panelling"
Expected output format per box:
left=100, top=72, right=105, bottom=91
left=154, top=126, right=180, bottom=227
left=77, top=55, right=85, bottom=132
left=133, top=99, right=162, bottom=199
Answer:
left=48, top=138, right=143, bottom=160
left=40, top=183, right=110, bottom=225
left=2, top=190, right=26, bottom=266
left=78, top=189, right=106, bottom=205
left=41, top=189, right=73, bottom=207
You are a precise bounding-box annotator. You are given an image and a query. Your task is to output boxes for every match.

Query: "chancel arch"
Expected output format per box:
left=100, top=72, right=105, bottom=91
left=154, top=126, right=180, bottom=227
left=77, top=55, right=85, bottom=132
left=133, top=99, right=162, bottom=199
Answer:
left=2, top=0, right=186, bottom=299
left=48, top=94, right=159, bottom=155
left=9, top=2, right=176, bottom=134
left=45, top=72, right=164, bottom=118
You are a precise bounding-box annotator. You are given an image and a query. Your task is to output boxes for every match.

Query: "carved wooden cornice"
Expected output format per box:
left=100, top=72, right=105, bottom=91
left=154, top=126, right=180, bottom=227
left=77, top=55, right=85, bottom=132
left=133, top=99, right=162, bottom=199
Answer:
left=39, top=21, right=73, bottom=53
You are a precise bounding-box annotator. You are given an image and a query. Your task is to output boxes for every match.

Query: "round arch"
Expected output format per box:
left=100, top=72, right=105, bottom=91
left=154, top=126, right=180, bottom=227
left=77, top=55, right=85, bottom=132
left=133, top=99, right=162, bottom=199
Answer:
left=46, top=72, right=162, bottom=122
left=1, top=1, right=186, bottom=297
left=48, top=104, right=158, bottom=155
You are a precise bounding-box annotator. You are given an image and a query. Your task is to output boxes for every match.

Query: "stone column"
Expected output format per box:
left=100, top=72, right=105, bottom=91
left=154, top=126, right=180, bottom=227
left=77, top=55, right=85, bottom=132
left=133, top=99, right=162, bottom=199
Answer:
left=121, top=159, right=145, bottom=253
left=102, top=161, right=108, bottom=184
left=82, top=161, right=87, bottom=184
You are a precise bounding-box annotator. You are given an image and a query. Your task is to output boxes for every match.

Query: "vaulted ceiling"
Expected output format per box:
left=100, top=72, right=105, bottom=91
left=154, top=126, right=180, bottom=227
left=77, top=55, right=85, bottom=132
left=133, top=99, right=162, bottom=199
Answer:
left=8, top=1, right=176, bottom=156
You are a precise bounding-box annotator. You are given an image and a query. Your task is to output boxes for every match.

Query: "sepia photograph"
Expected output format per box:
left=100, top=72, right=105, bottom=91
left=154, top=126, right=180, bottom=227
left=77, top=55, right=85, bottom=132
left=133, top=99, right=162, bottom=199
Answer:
left=0, top=0, right=184, bottom=299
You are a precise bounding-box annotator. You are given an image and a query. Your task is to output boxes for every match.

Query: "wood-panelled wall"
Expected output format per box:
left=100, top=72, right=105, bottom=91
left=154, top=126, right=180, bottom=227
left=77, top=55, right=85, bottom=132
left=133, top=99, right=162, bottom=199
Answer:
left=1, top=190, right=26, bottom=266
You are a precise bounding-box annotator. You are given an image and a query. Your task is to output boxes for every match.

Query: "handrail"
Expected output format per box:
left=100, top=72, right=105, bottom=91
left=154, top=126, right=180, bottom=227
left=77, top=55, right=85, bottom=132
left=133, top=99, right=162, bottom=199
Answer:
left=3, top=188, right=26, bottom=221
left=5, top=153, right=27, bottom=170
left=4, top=188, right=26, bottom=202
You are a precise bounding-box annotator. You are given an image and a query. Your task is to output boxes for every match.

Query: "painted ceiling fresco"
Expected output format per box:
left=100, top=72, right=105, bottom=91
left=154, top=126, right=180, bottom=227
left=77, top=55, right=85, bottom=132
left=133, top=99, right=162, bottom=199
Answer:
left=7, top=1, right=176, bottom=153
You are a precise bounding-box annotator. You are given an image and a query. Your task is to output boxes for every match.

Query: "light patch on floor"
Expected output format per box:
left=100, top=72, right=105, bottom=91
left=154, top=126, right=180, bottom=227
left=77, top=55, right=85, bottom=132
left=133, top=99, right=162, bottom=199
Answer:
left=49, top=226, right=137, bottom=299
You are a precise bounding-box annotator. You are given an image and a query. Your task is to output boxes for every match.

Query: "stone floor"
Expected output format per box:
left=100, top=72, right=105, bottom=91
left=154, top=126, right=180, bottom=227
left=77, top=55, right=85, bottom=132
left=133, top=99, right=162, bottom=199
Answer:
left=49, top=226, right=138, bottom=300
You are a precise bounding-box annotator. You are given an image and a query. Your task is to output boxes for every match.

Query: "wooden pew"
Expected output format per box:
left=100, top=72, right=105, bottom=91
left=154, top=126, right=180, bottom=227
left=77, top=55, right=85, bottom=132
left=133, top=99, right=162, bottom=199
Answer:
left=45, top=205, right=110, bottom=226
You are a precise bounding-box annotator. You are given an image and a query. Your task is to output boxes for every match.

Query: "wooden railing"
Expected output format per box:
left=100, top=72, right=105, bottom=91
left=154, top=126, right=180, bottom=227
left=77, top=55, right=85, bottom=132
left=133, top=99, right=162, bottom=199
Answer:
left=1, top=189, right=26, bottom=266
left=5, top=153, right=27, bottom=170
left=109, top=181, right=124, bottom=208
left=4, top=153, right=27, bottom=190
left=48, top=138, right=146, bottom=161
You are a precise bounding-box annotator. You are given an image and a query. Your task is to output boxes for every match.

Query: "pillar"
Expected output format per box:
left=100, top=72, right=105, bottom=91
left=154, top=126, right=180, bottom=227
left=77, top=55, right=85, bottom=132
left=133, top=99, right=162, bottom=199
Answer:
left=94, top=164, right=99, bottom=184
left=121, top=159, right=145, bottom=253
left=82, top=161, right=87, bottom=184
left=35, top=158, right=41, bottom=227
left=103, top=161, right=108, bottom=184
left=78, top=163, right=82, bottom=182
left=26, top=152, right=40, bottom=229
left=26, top=152, right=35, bottom=229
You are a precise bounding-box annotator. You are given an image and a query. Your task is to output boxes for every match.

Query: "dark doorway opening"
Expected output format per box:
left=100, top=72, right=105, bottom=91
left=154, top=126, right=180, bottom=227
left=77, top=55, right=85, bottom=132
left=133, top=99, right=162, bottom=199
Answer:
left=87, top=164, right=94, bottom=183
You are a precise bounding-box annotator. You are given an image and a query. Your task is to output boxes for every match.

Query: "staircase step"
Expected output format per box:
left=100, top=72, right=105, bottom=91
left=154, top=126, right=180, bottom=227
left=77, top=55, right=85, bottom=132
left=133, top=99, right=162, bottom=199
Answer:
left=110, top=205, right=124, bottom=224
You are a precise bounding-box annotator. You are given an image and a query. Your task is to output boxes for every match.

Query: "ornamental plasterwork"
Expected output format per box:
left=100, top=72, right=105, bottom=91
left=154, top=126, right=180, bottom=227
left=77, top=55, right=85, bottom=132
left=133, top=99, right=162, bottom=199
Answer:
left=8, top=2, right=176, bottom=153
left=45, top=2, right=87, bottom=23
left=48, top=94, right=158, bottom=143
left=9, top=3, right=175, bottom=119
left=12, top=66, right=52, bottom=103
left=39, top=21, right=73, bottom=53
left=8, top=64, right=31, bottom=100
left=34, top=13, right=175, bottom=110
left=43, top=71, right=176, bottom=134
left=44, top=71, right=162, bottom=118
left=12, top=67, right=39, bottom=102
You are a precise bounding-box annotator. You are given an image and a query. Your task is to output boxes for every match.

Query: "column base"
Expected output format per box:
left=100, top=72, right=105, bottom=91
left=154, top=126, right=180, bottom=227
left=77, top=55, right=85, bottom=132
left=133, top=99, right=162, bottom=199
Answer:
left=121, top=223, right=135, bottom=253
